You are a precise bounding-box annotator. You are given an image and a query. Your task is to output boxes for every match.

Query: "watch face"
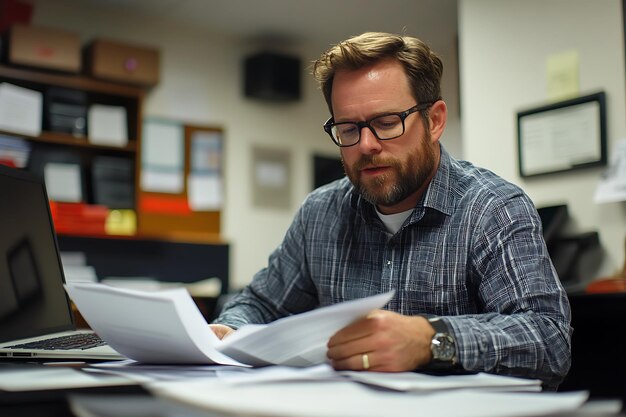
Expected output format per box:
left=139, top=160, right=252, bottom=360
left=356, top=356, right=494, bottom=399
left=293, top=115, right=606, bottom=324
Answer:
left=432, top=333, right=456, bottom=362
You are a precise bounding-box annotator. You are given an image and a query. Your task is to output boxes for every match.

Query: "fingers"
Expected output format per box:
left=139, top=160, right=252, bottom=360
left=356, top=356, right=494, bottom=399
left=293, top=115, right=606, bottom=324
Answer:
left=327, top=312, right=435, bottom=372
left=328, top=311, right=382, bottom=348
left=331, top=352, right=376, bottom=371
left=209, top=324, right=235, bottom=340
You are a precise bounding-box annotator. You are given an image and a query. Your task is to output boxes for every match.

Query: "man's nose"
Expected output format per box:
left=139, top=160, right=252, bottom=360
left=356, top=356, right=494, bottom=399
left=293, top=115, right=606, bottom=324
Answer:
left=358, top=126, right=382, bottom=154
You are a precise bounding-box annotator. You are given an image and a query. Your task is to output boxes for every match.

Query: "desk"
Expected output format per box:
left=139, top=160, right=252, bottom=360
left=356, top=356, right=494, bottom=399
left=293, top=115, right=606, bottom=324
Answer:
left=0, top=362, right=623, bottom=417
left=560, top=293, right=626, bottom=401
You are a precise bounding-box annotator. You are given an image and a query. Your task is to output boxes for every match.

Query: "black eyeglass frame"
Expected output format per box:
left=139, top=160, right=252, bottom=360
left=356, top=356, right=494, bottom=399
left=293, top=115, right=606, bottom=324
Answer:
left=323, top=101, right=436, bottom=147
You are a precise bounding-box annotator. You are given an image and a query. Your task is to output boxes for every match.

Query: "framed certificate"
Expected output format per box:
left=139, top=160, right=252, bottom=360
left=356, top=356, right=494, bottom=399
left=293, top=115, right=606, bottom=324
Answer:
left=517, top=91, right=606, bottom=178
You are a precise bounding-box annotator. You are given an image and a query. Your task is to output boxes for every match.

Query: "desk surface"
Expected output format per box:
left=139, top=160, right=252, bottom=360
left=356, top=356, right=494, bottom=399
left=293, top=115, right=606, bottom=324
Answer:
left=0, top=360, right=623, bottom=417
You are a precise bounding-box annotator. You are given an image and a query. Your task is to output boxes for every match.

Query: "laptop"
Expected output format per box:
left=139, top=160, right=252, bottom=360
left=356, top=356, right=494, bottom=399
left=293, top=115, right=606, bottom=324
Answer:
left=0, top=164, right=123, bottom=360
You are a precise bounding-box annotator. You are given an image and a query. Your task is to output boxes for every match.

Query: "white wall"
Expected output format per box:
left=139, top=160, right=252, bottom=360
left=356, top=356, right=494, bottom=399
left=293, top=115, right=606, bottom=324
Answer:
left=459, top=0, right=626, bottom=278
left=30, top=0, right=461, bottom=289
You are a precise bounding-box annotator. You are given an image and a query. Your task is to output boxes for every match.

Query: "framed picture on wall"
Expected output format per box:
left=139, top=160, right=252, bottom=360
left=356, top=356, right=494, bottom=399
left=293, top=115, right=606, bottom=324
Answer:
left=517, top=91, right=607, bottom=178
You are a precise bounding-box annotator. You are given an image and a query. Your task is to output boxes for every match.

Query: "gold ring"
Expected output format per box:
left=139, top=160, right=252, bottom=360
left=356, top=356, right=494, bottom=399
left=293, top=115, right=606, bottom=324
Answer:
left=362, top=353, right=370, bottom=370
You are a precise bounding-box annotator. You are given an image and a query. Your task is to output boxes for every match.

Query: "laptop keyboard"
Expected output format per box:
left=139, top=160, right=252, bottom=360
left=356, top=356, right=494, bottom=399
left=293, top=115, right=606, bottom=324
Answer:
left=8, top=333, right=106, bottom=350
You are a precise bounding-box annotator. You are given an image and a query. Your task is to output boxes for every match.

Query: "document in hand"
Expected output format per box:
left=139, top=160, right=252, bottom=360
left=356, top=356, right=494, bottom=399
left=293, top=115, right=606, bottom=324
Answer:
left=64, top=283, right=394, bottom=367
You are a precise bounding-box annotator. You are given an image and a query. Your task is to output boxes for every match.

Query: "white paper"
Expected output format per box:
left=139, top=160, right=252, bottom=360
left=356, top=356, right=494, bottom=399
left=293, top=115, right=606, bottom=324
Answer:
left=594, top=139, right=626, bottom=204
left=63, top=265, right=98, bottom=284
left=151, top=379, right=588, bottom=417
left=64, top=283, right=240, bottom=366
left=204, top=365, right=540, bottom=393
left=188, top=174, right=222, bottom=211
left=44, top=162, right=82, bottom=202
left=340, top=370, right=541, bottom=392
left=88, top=104, right=128, bottom=147
left=64, top=282, right=393, bottom=367
left=0, top=83, right=42, bottom=136
left=219, top=291, right=394, bottom=367
left=140, top=168, right=184, bottom=193
left=0, top=367, right=133, bottom=391
left=142, top=120, right=184, bottom=168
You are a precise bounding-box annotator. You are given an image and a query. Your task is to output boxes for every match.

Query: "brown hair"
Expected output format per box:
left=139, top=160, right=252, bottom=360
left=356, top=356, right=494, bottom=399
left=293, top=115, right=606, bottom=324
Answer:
left=312, top=32, right=443, bottom=117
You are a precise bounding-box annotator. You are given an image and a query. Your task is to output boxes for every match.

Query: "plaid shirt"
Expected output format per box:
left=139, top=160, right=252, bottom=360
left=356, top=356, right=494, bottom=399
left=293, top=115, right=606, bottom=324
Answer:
left=215, top=146, right=571, bottom=388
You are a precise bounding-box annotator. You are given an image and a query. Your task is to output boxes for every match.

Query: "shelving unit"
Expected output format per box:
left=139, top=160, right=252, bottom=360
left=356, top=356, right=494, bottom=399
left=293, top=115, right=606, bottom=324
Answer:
left=0, top=64, right=229, bottom=287
left=0, top=64, right=143, bottom=236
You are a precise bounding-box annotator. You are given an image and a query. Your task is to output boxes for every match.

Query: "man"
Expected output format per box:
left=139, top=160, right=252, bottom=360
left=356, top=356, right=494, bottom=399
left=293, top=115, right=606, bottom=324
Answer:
left=211, top=32, right=571, bottom=389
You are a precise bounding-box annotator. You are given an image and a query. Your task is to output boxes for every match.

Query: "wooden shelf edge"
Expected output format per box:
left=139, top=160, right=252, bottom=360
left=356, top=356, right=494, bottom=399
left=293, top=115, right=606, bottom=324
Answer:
left=0, top=129, right=137, bottom=152
left=57, top=231, right=225, bottom=245
left=0, top=64, right=145, bottom=98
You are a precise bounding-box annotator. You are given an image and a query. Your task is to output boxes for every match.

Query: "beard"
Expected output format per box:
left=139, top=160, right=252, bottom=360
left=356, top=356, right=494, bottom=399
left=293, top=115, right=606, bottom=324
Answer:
left=343, top=134, right=438, bottom=207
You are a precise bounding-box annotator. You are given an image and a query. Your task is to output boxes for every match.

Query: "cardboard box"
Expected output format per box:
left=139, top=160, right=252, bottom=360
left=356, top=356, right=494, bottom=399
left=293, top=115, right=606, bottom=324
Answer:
left=7, top=24, right=81, bottom=72
left=84, top=39, right=160, bottom=87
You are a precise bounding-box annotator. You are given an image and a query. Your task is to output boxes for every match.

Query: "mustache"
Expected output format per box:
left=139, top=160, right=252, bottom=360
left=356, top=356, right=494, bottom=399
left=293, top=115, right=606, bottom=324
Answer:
left=353, top=155, right=398, bottom=171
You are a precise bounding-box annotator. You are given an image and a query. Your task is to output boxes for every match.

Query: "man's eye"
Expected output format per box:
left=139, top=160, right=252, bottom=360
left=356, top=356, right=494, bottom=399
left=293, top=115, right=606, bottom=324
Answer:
left=337, top=125, right=358, bottom=136
left=372, top=116, right=401, bottom=130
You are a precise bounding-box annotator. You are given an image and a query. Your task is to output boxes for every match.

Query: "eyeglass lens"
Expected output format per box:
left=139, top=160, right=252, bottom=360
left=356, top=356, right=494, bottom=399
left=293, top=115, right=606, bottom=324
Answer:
left=332, top=114, right=404, bottom=146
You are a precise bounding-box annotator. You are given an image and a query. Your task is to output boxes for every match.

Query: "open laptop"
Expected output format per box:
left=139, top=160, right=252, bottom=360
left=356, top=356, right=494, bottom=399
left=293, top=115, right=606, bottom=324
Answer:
left=0, top=164, right=123, bottom=360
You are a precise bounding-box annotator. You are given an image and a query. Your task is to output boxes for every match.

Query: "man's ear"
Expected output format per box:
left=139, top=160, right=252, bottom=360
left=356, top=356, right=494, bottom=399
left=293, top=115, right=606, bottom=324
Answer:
left=428, top=100, right=447, bottom=142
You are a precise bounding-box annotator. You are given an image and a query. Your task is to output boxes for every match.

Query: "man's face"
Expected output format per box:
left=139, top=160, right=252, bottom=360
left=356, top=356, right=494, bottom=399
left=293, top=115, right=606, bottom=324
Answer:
left=331, top=59, right=440, bottom=214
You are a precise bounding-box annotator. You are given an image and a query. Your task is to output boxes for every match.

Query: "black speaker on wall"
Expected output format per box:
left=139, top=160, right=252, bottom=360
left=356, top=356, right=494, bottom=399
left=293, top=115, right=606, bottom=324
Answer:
left=244, top=52, right=301, bottom=101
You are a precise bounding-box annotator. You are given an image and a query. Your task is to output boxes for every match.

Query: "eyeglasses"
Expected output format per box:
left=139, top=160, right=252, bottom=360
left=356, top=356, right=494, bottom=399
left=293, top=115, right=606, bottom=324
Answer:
left=323, top=102, right=435, bottom=147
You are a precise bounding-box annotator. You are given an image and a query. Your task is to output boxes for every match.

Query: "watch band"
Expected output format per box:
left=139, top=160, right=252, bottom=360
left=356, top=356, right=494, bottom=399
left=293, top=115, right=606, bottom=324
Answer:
left=428, top=317, right=450, bottom=334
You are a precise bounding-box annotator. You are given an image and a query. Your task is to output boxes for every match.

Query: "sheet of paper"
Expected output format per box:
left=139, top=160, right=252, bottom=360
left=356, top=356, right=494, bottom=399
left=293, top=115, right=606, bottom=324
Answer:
left=140, top=120, right=185, bottom=193
left=187, top=173, right=222, bottom=211
left=594, top=138, right=626, bottom=204
left=65, top=283, right=392, bottom=367
left=141, top=120, right=184, bottom=167
left=0, top=83, right=42, bottom=136
left=546, top=50, right=579, bottom=101
left=141, top=168, right=184, bottom=194
left=206, top=364, right=339, bottom=386
left=88, top=104, right=128, bottom=147
left=219, top=291, right=394, bottom=367
left=0, top=367, right=134, bottom=391
left=64, top=283, right=242, bottom=366
left=340, top=371, right=541, bottom=392
left=150, top=379, right=588, bottom=417
left=44, top=162, right=83, bottom=202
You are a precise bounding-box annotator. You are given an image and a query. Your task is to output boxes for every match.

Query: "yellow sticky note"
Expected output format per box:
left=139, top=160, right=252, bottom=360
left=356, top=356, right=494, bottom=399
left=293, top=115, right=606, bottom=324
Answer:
left=546, top=50, right=580, bottom=101
left=105, top=209, right=137, bottom=236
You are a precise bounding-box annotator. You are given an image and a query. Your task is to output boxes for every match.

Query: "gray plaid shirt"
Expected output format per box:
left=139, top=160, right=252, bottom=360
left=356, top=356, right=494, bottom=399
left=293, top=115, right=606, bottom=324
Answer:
left=215, top=146, right=571, bottom=388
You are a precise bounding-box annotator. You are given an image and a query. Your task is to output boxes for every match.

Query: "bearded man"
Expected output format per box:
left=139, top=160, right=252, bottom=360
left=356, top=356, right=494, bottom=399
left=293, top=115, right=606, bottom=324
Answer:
left=211, top=32, right=571, bottom=390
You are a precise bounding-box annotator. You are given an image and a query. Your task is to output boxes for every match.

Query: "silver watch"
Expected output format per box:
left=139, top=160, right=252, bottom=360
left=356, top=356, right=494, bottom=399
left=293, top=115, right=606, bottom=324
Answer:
left=428, top=317, right=457, bottom=365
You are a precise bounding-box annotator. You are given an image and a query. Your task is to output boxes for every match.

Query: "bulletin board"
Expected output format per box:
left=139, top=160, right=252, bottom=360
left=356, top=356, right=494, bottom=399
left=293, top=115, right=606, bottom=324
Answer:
left=137, top=118, right=224, bottom=242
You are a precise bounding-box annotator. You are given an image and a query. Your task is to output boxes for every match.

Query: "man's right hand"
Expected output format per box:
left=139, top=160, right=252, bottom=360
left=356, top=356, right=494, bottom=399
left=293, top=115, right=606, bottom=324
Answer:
left=209, top=324, right=235, bottom=340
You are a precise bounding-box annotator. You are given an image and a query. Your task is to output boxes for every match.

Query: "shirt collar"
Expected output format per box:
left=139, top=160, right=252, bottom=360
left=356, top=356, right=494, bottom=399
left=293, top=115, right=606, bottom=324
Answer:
left=421, top=144, right=455, bottom=216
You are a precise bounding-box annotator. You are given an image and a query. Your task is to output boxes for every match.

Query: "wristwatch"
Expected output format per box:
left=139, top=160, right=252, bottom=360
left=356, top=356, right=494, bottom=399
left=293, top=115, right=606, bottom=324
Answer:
left=428, top=317, right=457, bottom=368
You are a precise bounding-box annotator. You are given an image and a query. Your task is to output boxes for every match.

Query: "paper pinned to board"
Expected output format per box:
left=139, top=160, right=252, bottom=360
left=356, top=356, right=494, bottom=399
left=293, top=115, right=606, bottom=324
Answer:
left=594, top=139, right=626, bottom=204
left=64, top=282, right=393, bottom=367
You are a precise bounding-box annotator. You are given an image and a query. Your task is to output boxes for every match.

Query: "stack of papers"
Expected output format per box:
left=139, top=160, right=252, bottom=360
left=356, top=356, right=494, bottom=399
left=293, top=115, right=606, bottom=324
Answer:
left=150, top=378, right=589, bottom=417
left=64, top=283, right=394, bottom=367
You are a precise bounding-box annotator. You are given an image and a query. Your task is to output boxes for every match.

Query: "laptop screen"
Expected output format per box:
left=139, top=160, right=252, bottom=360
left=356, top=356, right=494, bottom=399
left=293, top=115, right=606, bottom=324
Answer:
left=0, top=165, right=74, bottom=342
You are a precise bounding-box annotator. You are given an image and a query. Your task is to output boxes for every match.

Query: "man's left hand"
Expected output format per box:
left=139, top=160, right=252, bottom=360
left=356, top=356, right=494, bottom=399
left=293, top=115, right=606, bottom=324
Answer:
left=326, top=310, right=435, bottom=372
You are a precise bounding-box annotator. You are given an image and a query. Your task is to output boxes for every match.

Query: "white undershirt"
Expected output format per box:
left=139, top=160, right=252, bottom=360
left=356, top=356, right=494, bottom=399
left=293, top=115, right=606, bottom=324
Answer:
left=376, top=208, right=414, bottom=234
